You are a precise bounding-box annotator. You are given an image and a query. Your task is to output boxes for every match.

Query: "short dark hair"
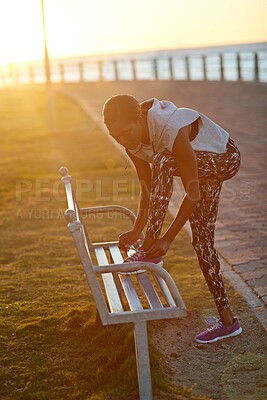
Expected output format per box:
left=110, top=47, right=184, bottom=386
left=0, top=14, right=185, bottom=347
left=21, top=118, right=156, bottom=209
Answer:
left=102, top=94, right=141, bottom=127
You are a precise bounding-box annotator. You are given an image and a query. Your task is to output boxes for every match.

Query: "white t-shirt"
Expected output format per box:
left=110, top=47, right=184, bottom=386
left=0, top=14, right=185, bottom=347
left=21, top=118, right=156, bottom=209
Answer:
left=128, top=98, right=230, bottom=163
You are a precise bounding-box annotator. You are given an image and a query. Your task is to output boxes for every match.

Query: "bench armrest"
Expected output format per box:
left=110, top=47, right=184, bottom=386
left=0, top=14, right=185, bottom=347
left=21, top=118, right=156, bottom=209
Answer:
left=81, top=205, right=145, bottom=241
left=93, top=261, right=169, bottom=279
left=93, top=262, right=185, bottom=309
left=81, top=205, right=136, bottom=223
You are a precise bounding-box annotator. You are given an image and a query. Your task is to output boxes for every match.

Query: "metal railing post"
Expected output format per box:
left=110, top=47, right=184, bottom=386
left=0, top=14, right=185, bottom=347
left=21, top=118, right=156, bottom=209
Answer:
left=98, top=61, right=103, bottom=81
left=168, top=57, right=174, bottom=80
left=114, top=60, right=119, bottom=81
left=237, top=53, right=242, bottom=81
left=185, top=56, right=190, bottom=80
left=202, top=55, right=207, bottom=80
left=220, top=54, right=224, bottom=81
left=131, top=60, right=137, bottom=81
left=79, top=63, right=84, bottom=82
left=254, top=52, right=259, bottom=81
left=153, top=59, right=158, bottom=80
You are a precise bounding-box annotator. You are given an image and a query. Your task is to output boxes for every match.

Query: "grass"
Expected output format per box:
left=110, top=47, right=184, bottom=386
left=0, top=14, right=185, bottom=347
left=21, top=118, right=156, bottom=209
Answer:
left=0, top=88, right=213, bottom=400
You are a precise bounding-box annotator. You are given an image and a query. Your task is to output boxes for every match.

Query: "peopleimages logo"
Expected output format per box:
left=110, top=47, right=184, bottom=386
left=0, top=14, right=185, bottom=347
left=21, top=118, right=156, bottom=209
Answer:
left=15, top=178, right=138, bottom=203
left=15, top=178, right=138, bottom=220
left=14, top=177, right=252, bottom=220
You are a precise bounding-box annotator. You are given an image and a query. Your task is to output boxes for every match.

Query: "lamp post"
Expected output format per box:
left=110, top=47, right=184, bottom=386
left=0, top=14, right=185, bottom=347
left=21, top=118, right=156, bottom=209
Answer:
left=41, top=0, right=55, bottom=132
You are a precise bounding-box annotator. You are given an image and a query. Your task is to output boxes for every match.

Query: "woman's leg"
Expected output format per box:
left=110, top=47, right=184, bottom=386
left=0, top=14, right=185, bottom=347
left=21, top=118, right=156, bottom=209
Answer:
left=196, top=137, right=241, bottom=182
left=190, top=140, right=241, bottom=325
left=143, top=151, right=177, bottom=251
left=143, top=138, right=240, bottom=252
left=189, top=179, right=233, bottom=320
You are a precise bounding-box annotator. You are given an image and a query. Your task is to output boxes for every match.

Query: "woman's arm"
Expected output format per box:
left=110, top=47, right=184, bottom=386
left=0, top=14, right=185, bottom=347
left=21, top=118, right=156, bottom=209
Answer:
left=118, top=150, right=151, bottom=250
left=126, top=150, right=151, bottom=235
left=164, top=124, right=200, bottom=242
left=146, top=124, right=200, bottom=257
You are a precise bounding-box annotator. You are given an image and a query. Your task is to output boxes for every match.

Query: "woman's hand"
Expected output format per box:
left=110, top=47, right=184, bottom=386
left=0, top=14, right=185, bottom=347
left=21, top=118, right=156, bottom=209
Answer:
left=119, top=229, right=140, bottom=252
left=145, top=236, right=172, bottom=258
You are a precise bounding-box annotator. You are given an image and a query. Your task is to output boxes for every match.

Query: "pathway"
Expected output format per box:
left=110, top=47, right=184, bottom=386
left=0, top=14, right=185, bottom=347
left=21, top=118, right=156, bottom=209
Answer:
left=57, top=80, right=267, bottom=329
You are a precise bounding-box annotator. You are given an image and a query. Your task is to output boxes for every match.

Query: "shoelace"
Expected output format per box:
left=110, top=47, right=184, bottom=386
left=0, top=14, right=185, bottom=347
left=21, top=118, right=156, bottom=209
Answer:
left=206, top=316, right=220, bottom=325
left=207, top=319, right=223, bottom=332
left=125, top=249, right=145, bottom=262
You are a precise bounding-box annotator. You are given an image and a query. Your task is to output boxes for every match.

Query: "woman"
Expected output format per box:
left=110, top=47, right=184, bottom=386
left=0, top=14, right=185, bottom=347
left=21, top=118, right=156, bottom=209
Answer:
left=102, top=94, right=242, bottom=344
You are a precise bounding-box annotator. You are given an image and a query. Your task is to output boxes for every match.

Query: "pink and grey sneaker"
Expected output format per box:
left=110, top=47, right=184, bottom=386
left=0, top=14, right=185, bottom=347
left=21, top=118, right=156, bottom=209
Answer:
left=195, top=317, right=242, bottom=344
left=124, top=248, right=163, bottom=268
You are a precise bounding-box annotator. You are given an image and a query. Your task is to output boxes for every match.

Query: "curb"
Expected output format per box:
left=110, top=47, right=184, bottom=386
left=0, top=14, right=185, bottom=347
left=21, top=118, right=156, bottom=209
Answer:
left=219, top=255, right=267, bottom=331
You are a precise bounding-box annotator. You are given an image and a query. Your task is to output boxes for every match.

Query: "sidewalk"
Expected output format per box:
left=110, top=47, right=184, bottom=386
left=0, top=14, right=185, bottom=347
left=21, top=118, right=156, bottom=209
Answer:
left=57, top=80, right=267, bottom=329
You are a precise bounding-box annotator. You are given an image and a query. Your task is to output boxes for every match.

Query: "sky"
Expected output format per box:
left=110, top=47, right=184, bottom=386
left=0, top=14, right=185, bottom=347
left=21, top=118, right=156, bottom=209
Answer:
left=0, top=0, right=266, bottom=65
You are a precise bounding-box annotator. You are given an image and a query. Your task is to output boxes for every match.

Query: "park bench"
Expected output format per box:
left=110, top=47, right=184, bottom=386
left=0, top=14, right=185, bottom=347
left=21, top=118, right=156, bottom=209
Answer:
left=59, top=166, right=186, bottom=400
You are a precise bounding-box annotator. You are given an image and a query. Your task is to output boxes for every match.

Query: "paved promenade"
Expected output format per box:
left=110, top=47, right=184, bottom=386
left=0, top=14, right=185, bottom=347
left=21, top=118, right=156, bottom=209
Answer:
left=58, top=80, right=267, bottom=328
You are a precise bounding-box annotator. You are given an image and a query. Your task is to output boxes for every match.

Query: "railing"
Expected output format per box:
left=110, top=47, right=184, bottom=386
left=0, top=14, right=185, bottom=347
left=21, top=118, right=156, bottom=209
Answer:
left=1, top=51, right=267, bottom=86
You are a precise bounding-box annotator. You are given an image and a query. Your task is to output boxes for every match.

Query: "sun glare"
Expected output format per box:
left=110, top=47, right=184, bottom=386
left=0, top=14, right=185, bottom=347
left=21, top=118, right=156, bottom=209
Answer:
left=0, top=1, right=44, bottom=66
left=0, top=0, right=266, bottom=68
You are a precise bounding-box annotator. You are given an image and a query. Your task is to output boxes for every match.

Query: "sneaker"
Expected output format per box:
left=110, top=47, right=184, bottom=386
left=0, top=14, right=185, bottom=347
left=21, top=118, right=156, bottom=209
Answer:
left=194, top=317, right=242, bottom=344
left=123, top=248, right=163, bottom=269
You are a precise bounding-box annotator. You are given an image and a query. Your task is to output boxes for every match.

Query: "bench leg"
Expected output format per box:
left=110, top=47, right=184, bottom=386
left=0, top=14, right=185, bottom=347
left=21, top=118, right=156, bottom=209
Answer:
left=134, top=321, right=152, bottom=400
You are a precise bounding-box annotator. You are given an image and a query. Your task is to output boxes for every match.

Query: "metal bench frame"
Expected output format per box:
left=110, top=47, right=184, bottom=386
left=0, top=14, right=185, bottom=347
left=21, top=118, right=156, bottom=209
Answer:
left=59, top=166, right=186, bottom=400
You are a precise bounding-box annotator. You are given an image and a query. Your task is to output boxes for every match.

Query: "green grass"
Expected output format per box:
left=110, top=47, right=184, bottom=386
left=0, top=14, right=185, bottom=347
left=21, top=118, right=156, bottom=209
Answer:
left=0, top=88, right=211, bottom=400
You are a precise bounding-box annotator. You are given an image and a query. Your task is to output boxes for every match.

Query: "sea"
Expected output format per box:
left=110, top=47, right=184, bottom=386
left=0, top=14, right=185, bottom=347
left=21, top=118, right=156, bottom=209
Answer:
left=3, top=42, right=267, bottom=85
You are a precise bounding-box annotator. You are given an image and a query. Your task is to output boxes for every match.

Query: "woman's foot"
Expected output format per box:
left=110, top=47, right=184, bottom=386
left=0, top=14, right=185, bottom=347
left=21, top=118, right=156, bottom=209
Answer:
left=194, top=317, right=242, bottom=344
left=219, top=307, right=234, bottom=326
left=124, top=248, right=163, bottom=266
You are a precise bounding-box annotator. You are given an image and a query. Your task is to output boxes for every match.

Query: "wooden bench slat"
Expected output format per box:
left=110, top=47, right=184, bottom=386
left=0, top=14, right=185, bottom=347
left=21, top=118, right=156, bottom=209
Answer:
left=109, top=245, right=143, bottom=311
left=137, top=274, right=163, bottom=309
left=94, top=247, right=124, bottom=313
left=119, top=275, right=143, bottom=311
left=108, top=244, right=125, bottom=264
left=153, top=273, right=177, bottom=307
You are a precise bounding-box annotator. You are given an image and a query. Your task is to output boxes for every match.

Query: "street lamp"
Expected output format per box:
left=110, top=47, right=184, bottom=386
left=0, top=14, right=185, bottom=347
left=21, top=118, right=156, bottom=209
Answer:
left=41, top=0, right=55, bottom=132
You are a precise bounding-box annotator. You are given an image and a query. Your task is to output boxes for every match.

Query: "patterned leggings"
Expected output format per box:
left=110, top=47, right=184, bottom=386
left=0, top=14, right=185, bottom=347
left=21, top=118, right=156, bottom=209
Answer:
left=146, top=138, right=241, bottom=311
